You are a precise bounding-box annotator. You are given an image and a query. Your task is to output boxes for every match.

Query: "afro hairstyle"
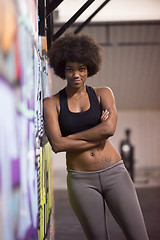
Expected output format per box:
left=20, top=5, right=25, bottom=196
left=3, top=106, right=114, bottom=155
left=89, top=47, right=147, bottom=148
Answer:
left=47, top=32, right=102, bottom=79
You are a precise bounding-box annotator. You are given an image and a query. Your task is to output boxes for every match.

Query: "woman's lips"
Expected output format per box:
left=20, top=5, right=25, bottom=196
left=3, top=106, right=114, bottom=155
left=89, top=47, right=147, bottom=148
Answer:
left=72, top=79, right=81, bottom=83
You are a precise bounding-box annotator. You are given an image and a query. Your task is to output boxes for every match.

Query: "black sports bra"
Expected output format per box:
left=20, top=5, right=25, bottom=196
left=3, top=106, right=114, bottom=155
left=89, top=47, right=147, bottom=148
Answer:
left=58, top=86, right=102, bottom=137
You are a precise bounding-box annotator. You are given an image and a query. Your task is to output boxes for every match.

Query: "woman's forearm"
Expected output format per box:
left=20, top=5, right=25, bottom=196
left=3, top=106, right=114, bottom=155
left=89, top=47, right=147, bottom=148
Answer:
left=48, top=135, right=100, bottom=153
left=68, top=120, right=115, bottom=142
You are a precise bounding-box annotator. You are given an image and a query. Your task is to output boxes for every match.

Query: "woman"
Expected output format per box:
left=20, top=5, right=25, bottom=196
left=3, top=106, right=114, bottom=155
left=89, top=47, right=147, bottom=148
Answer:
left=44, top=33, right=149, bottom=240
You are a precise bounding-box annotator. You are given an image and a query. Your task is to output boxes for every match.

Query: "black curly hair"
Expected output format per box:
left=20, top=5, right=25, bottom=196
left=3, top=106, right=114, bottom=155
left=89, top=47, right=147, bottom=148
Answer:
left=47, top=32, right=102, bottom=79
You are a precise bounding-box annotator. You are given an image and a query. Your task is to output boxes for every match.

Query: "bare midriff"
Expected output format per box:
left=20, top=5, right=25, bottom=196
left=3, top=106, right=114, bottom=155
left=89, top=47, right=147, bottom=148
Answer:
left=66, top=139, right=121, bottom=171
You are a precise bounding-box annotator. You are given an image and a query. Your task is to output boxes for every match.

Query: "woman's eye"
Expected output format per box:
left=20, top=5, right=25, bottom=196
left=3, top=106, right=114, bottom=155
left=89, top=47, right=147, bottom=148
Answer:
left=80, top=68, right=85, bottom=72
left=66, top=68, right=73, bottom=72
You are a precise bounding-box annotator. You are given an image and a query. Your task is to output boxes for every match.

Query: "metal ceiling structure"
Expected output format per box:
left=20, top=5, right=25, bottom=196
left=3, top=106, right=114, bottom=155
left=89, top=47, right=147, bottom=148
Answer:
left=38, top=0, right=110, bottom=49
left=74, top=0, right=110, bottom=34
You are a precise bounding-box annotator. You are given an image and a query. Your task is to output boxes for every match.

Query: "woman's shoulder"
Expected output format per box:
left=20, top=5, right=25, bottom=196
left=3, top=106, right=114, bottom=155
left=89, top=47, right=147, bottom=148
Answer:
left=93, top=86, right=113, bottom=97
left=93, top=86, right=116, bottom=108
left=43, top=89, right=66, bottom=114
left=44, top=92, right=59, bottom=102
left=43, top=92, right=60, bottom=109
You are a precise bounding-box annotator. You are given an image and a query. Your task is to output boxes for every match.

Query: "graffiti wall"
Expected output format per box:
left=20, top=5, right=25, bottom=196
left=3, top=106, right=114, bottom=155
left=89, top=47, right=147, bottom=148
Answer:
left=0, top=0, right=54, bottom=239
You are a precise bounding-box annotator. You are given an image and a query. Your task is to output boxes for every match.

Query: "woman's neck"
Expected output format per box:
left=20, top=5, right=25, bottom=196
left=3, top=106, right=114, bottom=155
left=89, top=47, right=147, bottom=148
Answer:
left=65, top=85, right=87, bottom=100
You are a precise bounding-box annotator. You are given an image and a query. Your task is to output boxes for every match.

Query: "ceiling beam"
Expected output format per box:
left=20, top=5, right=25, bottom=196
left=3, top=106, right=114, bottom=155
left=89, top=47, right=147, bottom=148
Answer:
left=74, top=0, right=110, bottom=34
left=38, top=0, right=46, bottom=36
left=46, top=0, right=64, bottom=18
left=52, top=0, right=95, bottom=41
left=38, top=0, right=64, bottom=36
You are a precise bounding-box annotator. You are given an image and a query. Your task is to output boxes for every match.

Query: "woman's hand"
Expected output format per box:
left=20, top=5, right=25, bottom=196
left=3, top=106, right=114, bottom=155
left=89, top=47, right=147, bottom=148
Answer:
left=101, top=110, right=110, bottom=122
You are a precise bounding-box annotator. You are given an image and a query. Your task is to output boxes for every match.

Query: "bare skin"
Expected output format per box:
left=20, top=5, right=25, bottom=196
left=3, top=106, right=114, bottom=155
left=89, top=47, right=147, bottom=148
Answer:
left=43, top=62, right=121, bottom=171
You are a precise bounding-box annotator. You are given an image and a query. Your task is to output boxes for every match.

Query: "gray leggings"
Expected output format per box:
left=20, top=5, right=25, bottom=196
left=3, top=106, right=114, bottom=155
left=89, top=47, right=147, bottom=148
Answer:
left=67, top=160, right=149, bottom=240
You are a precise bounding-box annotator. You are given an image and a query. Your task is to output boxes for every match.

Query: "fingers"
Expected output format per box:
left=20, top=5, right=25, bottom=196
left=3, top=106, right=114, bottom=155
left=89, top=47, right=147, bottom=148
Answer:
left=101, top=109, right=110, bottom=122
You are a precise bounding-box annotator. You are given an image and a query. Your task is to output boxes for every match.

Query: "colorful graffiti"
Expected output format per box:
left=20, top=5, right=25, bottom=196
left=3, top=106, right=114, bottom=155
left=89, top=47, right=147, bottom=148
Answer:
left=0, top=0, right=54, bottom=239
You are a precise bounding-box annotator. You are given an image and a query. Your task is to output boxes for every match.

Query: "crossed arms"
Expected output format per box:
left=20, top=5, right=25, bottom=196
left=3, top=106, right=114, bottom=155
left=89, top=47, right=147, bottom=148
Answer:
left=43, top=87, right=117, bottom=153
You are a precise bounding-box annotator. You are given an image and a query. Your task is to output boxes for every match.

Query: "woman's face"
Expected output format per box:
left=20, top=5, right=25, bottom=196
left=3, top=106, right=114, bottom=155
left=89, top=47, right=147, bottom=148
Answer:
left=65, top=62, right=88, bottom=88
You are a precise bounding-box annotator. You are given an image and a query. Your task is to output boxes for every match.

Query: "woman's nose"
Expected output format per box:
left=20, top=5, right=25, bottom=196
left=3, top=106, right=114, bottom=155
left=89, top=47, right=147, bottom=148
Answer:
left=73, top=70, right=80, bottom=78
